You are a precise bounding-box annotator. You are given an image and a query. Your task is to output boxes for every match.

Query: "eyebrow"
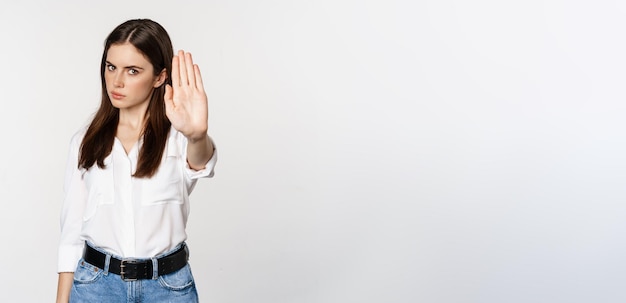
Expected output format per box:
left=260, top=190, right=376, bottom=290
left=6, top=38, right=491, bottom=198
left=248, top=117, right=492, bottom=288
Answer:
left=105, top=61, right=145, bottom=70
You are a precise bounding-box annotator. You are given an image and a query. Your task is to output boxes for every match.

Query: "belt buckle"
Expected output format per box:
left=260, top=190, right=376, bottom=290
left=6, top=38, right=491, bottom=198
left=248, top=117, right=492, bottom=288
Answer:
left=120, top=259, right=138, bottom=282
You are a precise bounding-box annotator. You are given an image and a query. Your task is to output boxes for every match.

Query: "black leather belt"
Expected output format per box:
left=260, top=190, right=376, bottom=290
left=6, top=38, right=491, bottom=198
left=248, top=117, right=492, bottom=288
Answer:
left=83, top=243, right=188, bottom=281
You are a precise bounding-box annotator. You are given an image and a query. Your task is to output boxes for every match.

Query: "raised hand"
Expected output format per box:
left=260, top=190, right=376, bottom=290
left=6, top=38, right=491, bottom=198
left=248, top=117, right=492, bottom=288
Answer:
left=164, top=50, right=208, bottom=141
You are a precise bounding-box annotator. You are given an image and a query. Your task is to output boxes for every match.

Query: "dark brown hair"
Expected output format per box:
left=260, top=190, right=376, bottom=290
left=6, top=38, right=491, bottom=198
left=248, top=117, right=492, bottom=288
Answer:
left=79, top=19, right=174, bottom=178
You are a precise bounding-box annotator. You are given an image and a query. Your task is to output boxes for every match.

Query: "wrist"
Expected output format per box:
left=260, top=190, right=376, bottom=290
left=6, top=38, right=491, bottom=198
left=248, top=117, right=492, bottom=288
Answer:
left=187, top=132, right=208, bottom=144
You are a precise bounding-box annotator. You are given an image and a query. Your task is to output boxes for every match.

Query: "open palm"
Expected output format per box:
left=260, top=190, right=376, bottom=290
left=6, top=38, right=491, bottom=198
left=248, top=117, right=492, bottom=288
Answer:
left=164, top=50, right=208, bottom=141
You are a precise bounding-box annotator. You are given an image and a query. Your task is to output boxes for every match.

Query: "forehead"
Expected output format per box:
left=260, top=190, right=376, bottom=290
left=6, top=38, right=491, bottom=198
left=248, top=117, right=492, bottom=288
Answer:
left=106, top=43, right=152, bottom=68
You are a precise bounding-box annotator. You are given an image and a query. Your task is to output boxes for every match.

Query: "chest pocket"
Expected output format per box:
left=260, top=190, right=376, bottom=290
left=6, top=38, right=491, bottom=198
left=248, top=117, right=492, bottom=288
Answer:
left=141, top=139, right=184, bottom=205
left=82, top=157, right=115, bottom=221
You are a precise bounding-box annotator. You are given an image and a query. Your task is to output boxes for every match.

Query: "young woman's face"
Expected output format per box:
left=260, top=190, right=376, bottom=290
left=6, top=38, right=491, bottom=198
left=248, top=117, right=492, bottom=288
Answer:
left=104, top=43, right=163, bottom=111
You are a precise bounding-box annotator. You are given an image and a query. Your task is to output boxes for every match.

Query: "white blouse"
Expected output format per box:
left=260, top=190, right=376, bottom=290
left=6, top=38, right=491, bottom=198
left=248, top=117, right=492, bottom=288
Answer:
left=58, top=127, right=217, bottom=273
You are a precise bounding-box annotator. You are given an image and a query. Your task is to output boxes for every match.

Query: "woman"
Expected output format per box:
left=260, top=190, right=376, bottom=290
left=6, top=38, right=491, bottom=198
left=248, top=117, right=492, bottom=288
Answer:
left=56, top=19, right=216, bottom=303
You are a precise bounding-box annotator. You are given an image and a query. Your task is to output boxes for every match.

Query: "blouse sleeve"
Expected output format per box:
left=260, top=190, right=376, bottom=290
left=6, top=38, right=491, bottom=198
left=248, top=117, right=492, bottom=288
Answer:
left=57, top=131, right=88, bottom=273
left=181, top=133, right=217, bottom=179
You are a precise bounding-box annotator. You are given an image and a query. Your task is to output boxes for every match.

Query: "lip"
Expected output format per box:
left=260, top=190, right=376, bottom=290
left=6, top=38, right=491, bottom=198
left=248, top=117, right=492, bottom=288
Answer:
left=110, top=91, right=125, bottom=100
left=111, top=91, right=126, bottom=100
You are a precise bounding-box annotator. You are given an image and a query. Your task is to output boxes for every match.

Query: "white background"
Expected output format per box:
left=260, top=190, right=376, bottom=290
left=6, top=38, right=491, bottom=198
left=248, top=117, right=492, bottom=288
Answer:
left=1, top=0, right=625, bottom=302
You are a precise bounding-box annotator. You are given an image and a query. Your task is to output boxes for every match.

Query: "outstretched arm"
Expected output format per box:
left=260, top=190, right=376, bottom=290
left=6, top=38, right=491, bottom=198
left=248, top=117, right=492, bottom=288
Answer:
left=164, top=50, right=214, bottom=170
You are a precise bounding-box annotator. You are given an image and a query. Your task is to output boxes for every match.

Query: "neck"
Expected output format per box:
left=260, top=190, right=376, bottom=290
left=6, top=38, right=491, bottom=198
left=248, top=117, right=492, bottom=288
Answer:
left=118, top=104, right=149, bottom=131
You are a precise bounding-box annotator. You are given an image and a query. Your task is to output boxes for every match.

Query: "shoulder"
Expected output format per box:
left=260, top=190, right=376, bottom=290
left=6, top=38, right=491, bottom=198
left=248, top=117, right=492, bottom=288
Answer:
left=68, top=125, right=89, bottom=149
left=165, top=127, right=186, bottom=157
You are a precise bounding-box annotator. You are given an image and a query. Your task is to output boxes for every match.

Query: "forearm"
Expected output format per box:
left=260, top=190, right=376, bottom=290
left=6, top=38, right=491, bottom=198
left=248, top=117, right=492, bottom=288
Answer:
left=56, top=272, right=74, bottom=303
left=187, top=134, right=214, bottom=170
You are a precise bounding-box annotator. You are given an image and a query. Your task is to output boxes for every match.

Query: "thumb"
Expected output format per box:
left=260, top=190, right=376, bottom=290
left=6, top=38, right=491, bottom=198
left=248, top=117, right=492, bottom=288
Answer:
left=164, top=84, right=174, bottom=112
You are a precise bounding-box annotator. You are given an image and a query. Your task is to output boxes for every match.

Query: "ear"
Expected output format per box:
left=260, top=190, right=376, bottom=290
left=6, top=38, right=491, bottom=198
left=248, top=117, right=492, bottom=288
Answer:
left=153, top=68, right=168, bottom=88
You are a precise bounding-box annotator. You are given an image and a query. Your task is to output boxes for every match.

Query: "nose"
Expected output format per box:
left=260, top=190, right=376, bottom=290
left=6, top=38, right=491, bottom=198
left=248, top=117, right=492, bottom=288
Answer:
left=113, top=72, right=124, bottom=88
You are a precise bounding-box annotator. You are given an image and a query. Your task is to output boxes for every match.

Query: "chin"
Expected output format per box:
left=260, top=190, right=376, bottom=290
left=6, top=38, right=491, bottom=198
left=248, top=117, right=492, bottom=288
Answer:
left=110, top=99, right=124, bottom=109
left=109, top=98, right=150, bottom=111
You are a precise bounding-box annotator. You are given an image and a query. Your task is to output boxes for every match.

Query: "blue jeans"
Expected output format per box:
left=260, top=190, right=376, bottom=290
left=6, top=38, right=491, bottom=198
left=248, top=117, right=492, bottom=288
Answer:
left=70, top=245, right=199, bottom=303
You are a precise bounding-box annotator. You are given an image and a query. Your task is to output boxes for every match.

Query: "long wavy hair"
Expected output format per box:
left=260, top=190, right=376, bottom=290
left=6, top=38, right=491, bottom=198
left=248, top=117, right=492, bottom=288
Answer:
left=79, top=19, right=174, bottom=178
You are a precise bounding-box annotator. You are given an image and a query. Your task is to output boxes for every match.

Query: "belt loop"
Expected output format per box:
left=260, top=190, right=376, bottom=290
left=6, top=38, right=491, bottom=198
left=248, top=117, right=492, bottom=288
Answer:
left=151, top=257, right=159, bottom=280
left=103, top=254, right=111, bottom=275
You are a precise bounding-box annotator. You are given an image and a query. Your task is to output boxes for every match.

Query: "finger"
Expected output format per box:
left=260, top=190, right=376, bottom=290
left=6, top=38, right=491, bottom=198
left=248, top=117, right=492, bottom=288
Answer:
left=171, top=55, right=180, bottom=87
left=193, top=64, right=204, bottom=92
left=178, top=50, right=189, bottom=86
left=185, top=52, right=195, bottom=87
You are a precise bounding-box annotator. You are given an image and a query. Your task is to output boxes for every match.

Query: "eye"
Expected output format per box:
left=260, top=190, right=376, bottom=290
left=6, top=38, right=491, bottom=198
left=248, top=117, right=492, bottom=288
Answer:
left=106, top=64, right=115, bottom=71
left=128, top=68, right=139, bottom=75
